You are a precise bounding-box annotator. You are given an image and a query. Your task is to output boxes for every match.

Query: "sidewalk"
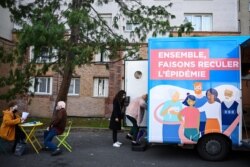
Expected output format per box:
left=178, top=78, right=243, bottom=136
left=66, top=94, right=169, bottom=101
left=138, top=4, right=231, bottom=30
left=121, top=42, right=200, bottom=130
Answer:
left=1, top=129, right=249, bottom=167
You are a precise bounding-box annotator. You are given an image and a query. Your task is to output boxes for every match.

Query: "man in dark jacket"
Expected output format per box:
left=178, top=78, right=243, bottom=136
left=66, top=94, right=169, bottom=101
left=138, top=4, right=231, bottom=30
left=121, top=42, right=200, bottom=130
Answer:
left=44, top=101, right=67, bottom=156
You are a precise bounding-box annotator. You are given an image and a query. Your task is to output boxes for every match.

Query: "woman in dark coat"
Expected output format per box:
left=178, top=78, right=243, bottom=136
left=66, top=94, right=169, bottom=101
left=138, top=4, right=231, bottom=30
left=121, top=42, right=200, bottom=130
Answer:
left=109, top=90, right=126, bottom=147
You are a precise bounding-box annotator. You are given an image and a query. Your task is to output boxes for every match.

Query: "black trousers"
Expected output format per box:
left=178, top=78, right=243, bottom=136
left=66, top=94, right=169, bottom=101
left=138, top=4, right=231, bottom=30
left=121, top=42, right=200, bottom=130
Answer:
left=126, top=115, right=139, bottom=141
left=12, top=125, right=26, bottom=152
left=112, top=130, right=117, bottom=143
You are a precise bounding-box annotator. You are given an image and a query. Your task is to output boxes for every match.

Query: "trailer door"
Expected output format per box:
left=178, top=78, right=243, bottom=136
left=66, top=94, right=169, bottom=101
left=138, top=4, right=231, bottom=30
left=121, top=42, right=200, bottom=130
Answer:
left=124, top=60, right=148, bottom=127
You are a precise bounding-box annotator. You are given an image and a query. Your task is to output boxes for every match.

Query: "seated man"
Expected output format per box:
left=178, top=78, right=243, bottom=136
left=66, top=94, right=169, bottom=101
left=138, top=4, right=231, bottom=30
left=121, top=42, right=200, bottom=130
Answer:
left=0, top=101, right=26, bottom=152
left=44, top=101, right=67, bottom=156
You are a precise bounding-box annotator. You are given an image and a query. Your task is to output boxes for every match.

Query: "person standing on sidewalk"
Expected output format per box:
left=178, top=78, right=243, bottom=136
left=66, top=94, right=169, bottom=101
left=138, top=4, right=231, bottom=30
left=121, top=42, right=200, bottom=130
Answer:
left=43, top=101, right=67, bottom=156
left=125, top=94, right=147, bottom=145
left=109, top=90, right=126, bottom=148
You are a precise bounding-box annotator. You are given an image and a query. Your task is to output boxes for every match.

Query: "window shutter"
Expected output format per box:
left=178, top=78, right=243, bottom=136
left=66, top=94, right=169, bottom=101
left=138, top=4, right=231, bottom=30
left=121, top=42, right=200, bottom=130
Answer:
left=48, top=77, right=53, bottom=94
left=102, top=50, right=110, bottom=62
left=202, top=15, right=212, bottom=31
left=95, top=52, right=101, bottom=62
left=68, top=80, right=74, bottom=94
left=29, top=78, right=35, bottom=93
left=51, top=48, right=58, bottom=63
left=98, top=79, right=103, bottom=96
left=93, top=78, right=99, bottom=96
left=75, top=78, right=80, bottom=94
left=104, top=79, right=109, bottom=97
left=29, top=46, right=34, bottom=62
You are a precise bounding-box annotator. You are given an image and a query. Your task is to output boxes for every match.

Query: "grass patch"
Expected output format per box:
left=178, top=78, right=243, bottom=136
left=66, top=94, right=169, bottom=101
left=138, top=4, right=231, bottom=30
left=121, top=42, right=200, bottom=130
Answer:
left=27, top=117, right=110, bottom=128
left=0, top=117, right=111, bottom=129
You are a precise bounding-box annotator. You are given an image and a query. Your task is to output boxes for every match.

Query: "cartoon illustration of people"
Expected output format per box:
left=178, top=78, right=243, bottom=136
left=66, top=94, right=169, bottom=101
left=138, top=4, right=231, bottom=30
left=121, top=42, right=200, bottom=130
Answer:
left=178, top=93, right=200, bottom=142
left=199, top=88, right=221, bottom=134
left=193, top=82, right=207, bottom=135
left=221, top=89, right=240, bottom=144
left=193, top=82, right=207, bottom=107
left=160, top=90, right=183, bottom=143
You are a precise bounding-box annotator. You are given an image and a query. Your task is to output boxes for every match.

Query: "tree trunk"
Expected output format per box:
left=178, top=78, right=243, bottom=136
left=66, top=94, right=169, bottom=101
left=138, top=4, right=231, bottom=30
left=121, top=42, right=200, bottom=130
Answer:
left=55, top=64, right=73, bottom=104
left=54, top=0, right=80, bottom=111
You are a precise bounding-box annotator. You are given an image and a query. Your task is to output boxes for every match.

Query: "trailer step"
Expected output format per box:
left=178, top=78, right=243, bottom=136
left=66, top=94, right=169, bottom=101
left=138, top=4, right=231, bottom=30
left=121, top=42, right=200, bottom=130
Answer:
left=131, top=142, right=148, bottom=151
left=241, top=139, right=250, bottom=149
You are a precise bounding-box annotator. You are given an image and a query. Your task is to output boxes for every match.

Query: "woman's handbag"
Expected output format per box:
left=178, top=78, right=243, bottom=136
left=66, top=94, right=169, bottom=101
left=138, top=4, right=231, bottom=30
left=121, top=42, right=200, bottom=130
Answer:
left=14, top=142, right=26, bottom=156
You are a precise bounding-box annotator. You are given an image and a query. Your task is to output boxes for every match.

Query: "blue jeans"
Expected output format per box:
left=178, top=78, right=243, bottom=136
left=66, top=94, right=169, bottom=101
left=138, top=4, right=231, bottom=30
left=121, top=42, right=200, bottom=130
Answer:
left=44, top=128, right=58, bottom=151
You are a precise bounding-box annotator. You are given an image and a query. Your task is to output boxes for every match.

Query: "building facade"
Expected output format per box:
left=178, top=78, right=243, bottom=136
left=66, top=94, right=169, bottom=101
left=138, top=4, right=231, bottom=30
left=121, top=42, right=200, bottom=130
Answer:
left=1, top=0, right=242, bottom=118
left=239, top=0, right=250, bottom=35
left=238, top=0, right=250, bottom=114
left=0, top=6, right=15, bottom=113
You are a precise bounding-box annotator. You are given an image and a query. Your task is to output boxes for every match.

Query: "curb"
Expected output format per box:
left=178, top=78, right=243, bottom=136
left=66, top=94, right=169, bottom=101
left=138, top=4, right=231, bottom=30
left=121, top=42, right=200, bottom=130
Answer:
left=35, top=127, right=129, bottom=138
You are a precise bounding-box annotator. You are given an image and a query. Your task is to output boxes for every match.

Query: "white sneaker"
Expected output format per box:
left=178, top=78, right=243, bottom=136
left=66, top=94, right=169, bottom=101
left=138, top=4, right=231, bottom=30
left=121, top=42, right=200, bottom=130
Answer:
left=113, top=142, right=120, bottom=147
left=116, top=141, right=122, bottom=145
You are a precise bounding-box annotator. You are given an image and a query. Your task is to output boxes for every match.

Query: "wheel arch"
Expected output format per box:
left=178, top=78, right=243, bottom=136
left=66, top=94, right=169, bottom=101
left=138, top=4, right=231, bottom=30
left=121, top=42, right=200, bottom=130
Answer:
left=196, top=133, right=233, bottom=161
left=197, top=133, right=232, bottom=149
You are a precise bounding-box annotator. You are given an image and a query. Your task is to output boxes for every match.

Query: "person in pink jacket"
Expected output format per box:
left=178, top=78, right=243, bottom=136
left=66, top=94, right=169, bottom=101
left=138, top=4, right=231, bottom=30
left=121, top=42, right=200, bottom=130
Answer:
left=125, top=94, right=147, bottom=145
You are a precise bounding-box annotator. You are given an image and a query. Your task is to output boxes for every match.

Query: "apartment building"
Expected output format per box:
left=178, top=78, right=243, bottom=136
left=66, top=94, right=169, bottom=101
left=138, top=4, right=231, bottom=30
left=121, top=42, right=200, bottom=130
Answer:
left=239, top=0, right=250, bottom=35
left=96, top=0, right=239, bottom=39
left=0, top=6, right=16, bottom=112
left=238, top=0, right=250, bottom=115
left=0, top=0, right=241, bottom=118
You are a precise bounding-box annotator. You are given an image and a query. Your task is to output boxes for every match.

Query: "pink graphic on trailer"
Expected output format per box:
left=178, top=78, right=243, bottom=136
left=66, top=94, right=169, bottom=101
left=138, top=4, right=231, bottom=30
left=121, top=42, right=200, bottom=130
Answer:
left=150, top=49, right=240, bottom=80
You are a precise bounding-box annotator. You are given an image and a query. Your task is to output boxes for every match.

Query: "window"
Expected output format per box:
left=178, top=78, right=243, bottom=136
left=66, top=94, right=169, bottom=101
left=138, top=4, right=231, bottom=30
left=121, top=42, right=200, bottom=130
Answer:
left=122, top=48, right=139, bottom=60
left=68, top=78, right=80, bottom=95
left=124, top=15, right=139, bottom=32
left=99, top=14, right=112, bottom=27
left=29, top=77, right=52, bottom=95
left=184, top=14, right=212, bottom=31
left=94, top=49, right=110, bottom=62
left=125, top=22, right=139, bottom=32
left=121, top=78, right=124, bottom=90
left=93, top=78, right=109, bottom=97
left=29, top=46, right=58, bottom=63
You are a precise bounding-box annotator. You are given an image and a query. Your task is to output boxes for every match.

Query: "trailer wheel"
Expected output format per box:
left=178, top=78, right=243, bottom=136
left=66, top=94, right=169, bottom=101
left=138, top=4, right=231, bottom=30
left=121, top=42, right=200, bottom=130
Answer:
left=197, top=134, right=230, bottom=161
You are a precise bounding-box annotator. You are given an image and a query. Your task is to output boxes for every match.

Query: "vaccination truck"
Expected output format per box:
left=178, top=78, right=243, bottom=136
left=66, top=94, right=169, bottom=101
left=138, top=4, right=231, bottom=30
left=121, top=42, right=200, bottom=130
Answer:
left=124, top=36, right=250, bottom=161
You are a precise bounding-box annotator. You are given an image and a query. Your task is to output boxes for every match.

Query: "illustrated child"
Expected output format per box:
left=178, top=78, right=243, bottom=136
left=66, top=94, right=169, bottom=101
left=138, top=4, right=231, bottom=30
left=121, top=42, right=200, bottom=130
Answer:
left=178, top=93, right=200, bottom=142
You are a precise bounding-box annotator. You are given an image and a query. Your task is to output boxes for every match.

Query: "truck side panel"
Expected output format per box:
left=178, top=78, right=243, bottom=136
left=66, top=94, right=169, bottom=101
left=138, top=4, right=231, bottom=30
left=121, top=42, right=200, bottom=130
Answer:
left=148, top=36, right=249, bottom=146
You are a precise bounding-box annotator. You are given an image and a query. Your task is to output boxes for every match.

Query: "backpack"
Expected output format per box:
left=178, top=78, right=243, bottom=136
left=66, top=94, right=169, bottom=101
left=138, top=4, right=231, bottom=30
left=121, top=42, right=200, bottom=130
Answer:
left=14, top=142, right=26, bottom=156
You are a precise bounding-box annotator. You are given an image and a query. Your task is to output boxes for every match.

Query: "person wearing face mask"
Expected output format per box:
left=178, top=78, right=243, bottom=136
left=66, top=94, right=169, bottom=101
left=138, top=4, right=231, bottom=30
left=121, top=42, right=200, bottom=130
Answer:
left=109, top=90, right=127, bottom=148
left=43, top=101, right=67, bottom=156
left=0, top=101, right=26, bottom=152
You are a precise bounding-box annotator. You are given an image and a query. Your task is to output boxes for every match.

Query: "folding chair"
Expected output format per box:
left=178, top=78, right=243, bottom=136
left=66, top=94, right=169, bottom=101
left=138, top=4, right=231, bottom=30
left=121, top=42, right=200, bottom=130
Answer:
left=56, top=121, right=72, bottom=152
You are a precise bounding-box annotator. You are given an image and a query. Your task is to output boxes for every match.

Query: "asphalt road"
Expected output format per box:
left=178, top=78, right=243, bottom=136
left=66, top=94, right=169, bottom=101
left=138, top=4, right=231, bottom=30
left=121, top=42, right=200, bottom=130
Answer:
left=0, top=129, right=250, bottom=167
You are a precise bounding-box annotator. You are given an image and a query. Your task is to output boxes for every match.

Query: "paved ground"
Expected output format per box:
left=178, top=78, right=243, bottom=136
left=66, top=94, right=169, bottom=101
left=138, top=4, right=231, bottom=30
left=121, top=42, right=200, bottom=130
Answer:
left=0, top=129, right=250, bottom=167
